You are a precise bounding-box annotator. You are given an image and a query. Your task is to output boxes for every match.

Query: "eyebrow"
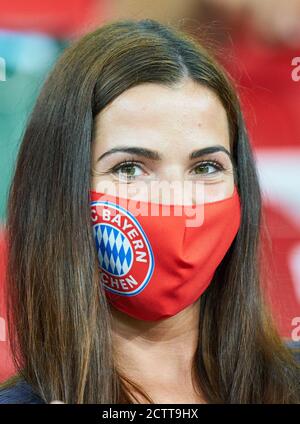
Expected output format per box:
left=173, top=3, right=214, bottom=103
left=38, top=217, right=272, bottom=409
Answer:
left=97, top=145, right=233, bottom=163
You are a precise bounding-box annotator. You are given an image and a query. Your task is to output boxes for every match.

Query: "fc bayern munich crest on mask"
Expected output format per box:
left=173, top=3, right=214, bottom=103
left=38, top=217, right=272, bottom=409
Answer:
left=90, top=199, right=155, bottom=296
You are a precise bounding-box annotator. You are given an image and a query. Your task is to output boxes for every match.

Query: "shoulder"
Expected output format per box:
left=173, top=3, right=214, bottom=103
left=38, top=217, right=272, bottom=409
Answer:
left=0, top=378, right=45, bottom=404
left=285, top=340, right=300, bottom=365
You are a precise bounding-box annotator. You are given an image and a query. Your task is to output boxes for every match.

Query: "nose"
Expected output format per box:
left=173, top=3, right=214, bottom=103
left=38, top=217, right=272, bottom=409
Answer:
left=149, top=165, right=204, bottom=206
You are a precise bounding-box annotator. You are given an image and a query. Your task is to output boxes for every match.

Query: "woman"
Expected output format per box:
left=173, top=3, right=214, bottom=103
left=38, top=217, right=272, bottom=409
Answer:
left=0, top=19, right=299, bottom=404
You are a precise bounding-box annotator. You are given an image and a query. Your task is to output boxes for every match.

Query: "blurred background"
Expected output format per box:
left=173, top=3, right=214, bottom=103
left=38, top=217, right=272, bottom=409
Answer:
left=0, top=0, right=300, bottom=381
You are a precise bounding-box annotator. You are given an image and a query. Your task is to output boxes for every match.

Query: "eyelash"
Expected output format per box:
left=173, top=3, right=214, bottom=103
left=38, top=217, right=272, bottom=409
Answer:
left=191, top=159, right=225, bottom=174
left=109, top=159, right=226, bottom=179
left=109, top=160, right=142, bottom=180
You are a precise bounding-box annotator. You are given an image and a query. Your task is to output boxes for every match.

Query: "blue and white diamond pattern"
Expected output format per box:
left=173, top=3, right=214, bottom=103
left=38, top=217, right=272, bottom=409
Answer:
left=94, top=224, right=133, bottom=276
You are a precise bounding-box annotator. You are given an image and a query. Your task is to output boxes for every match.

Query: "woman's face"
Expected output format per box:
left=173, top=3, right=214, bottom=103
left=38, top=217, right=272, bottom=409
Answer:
left=91, top=78, right=235, bottom=204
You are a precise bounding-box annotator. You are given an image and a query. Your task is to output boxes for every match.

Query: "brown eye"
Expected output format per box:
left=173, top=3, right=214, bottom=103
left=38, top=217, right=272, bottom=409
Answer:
left=192, top=160, right=224, bottom=176
left=112, top=161, right=144, bottom=180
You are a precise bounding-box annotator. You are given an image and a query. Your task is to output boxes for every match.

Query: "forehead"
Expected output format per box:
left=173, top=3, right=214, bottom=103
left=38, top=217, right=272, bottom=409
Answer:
left=93, top=79, right=230, bottom=149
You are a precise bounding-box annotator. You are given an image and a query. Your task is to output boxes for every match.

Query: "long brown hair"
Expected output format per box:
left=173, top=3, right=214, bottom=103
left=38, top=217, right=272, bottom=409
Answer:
left=2, top=19, right=300, bottom=403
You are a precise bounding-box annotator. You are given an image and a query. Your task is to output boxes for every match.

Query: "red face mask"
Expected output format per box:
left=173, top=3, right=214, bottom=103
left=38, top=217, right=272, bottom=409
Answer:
left=90, top=187, right=241, bottom=321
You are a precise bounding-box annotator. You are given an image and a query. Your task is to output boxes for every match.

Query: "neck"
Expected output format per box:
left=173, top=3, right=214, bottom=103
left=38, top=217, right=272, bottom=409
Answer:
left=110, top=298, right=202, bottom=401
